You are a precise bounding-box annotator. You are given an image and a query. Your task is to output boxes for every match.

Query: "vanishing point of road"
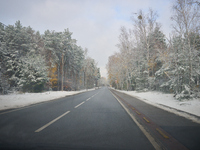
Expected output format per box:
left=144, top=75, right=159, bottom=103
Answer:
left=0, top=87, right=200, bottom=150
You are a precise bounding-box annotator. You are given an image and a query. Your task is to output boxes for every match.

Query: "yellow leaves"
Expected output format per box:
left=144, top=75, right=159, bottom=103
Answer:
left=148, top=58, right=156, bottom=69
left=48, top=64, right=58, bottom=88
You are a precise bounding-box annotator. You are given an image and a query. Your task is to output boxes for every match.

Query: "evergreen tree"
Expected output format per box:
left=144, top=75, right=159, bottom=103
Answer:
left=0, top=20, right=100, bottom=94
left=19, top=52, right=48, bottom=92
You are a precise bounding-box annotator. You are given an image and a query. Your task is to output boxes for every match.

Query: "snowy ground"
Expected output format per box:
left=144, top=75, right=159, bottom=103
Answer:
left=1, top=88, right=199, bottom=123
left=116, top=89, right=200, bottom=123
left=0, top=89, right=95, bottom=111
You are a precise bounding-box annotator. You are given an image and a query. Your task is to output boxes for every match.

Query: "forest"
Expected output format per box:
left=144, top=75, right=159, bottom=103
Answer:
left=0, top=21, right=100, bottom=94
left=107, top=0, right=200, bottom=99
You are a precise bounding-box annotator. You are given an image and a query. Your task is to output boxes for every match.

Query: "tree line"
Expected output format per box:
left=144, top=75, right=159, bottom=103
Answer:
left=107, top=0, right=200, bottom=99
left=0, top=21, right=100, bottom=94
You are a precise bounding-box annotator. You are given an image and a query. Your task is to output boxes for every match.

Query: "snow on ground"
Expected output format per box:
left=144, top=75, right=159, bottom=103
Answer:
left=116, top=90, right=200, bottom=123
left=0, top=89, right=95, bottom=111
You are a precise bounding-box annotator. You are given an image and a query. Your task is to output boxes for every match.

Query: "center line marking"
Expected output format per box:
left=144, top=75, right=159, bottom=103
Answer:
left=156, top=128, right=169, bottom=139
left=86, top=98, right=91, bottom=101
left=136, top=110, right=141, bottom=115
left=85, top=92, right=99, bottom=101
left=35, top=111, right=70, bottom=132
left=74, top=101, right=85, bottom=108
left=143, top=117, right=150, bottom=123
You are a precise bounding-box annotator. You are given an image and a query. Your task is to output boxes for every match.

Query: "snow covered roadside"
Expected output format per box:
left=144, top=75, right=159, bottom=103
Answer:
left=115, top=89, right=200, bottom=123
left=0, top=89, right=95, bottom=111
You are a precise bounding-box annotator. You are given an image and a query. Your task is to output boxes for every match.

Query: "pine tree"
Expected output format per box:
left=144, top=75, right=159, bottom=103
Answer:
left=18, top=52, right=48, bottom=92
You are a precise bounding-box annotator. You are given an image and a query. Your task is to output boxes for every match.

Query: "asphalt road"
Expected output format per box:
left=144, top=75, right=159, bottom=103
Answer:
left=112, top=89, right=200, bottom=150
left=0, top=87, right=155, bottom=150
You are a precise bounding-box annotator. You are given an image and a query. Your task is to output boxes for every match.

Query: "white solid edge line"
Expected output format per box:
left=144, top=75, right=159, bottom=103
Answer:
left=115, top=89, right=200, bottom=124
left=110, top=91, right=162, bottom=150
left=74, top=101, right=85, bottom=108
left=35, top=111, right=70, bottom=132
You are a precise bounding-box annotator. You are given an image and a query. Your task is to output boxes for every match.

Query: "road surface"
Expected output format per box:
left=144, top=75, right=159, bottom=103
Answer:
left=0, top=87, right=154, bottom=150
left=0, top=87, right=200, bottom=150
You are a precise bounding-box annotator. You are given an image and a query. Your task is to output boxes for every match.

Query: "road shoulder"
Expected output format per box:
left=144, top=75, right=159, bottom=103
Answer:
left=111, top=89, right=200, bottom=150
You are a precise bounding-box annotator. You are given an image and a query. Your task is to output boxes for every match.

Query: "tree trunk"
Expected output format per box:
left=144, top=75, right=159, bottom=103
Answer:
left=61, top=53, right=64, bottom=91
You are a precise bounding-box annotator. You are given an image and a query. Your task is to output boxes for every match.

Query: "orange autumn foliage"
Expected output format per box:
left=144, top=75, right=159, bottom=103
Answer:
left=49, top=64, right=58, bottom=89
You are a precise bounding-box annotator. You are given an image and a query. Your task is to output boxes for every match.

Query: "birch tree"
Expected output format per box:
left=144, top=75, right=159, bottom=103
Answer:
left=170, top=0, right=200, bottom=98
left=117, top=26, right=135, bottom=90
left=131, top=9, right=161, bottom=90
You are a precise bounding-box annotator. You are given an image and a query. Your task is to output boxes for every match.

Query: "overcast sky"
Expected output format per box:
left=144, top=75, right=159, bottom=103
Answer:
left=0, top=0, right=173, bottom=78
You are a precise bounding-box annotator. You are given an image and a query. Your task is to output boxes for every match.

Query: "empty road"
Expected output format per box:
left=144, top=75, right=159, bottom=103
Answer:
left=0, top=87, right=200, bottom=150
left=0, top=87, right=154, bottom=150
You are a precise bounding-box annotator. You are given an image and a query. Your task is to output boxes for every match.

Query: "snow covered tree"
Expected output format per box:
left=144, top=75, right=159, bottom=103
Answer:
left=0, top=41, right=10, bottom=94
left=131, top=9, right=161, bottom=91
left=170, top=0, right=200, bottom=99
left=154, top=0, right=200, bottom=99
left=107, top=1, right=199, bottom=99
left=83, top=56, right=100, bottom=89
left=117, top=26, right=135, bottom=90
left=107, top=9, right=163, bottom=91
left=19, top=52, right=48, bottom=92
left=0, top=21, right=100, bottom=93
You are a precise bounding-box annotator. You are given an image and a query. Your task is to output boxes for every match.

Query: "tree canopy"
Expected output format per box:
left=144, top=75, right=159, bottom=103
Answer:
left=107, top=0, right=200, bottom=100
left=0, top=21, right=100, bottom=94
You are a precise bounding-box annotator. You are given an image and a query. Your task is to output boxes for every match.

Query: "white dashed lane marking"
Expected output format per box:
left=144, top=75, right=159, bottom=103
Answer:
left=74, top=101, right=85, bottom=108
left=35, top=111, right=70, bottom=132
left=35, top=92, right=100, bottom=132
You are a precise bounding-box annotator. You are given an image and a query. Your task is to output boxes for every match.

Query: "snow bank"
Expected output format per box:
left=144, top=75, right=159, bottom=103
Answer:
left=116, top=90, right=200, bottom=123
left=0, top=89, right=95, bottom=111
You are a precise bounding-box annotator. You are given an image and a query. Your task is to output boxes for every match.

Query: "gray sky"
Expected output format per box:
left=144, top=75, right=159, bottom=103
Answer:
left=0, top=0, right=173, bottom=77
